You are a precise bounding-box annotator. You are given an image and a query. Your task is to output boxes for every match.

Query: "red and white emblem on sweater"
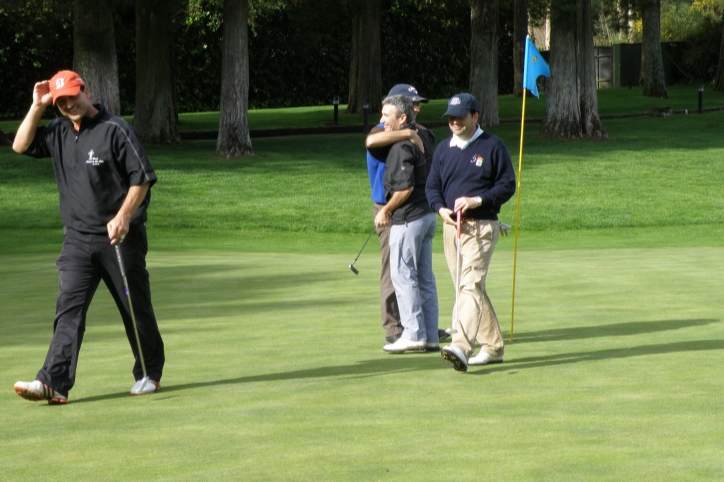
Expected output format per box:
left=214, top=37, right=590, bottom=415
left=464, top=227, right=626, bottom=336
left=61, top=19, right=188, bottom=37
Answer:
left=470, top=154, right=484, bottom=167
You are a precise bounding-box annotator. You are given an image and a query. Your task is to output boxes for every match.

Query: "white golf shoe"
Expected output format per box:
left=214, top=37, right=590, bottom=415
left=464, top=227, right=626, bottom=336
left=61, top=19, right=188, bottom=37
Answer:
left=14, top=380, right=67, bottom=405
left=383, top=338, right=426, bottom=353
left=130, top=377, right=160, bottom=396
left=467, top=351, right=504, bottom=366
left=441, top=346, right=468, bottom=373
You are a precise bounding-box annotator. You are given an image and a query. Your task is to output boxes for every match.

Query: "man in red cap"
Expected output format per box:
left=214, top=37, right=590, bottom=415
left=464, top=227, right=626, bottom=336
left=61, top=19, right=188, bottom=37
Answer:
left=11, top=70, right=165, bottom=404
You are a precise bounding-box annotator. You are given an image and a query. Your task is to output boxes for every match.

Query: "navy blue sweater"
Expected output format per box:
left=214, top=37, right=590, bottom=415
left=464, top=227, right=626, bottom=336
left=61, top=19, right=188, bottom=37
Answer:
left=426, top=131, right=516, bottom=220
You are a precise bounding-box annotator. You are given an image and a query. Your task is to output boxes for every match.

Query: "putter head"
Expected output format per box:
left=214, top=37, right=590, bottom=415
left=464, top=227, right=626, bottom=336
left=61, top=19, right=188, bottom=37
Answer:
left=348, top=264, right=359, bottom=275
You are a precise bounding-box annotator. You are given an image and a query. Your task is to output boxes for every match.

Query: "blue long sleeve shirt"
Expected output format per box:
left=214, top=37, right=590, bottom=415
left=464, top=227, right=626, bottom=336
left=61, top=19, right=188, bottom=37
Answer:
left=366, top=123, right=388, bottom=204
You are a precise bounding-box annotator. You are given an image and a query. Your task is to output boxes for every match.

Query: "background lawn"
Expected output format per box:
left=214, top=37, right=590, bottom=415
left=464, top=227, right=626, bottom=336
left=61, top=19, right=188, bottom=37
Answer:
left=0, top=97, right=723, bottom=481
left=2, top=85, right=724, bottom=135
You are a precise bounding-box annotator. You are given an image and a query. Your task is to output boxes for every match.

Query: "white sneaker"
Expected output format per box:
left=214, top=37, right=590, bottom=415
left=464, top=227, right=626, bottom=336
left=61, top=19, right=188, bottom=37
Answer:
left=441, top=346, right=468, bottom=373
left=130, top=377, right=160, bottom=395
left=14, top=380, right=67, bottom=405
left=383, top=338, right=426, bottom=353
left=468, top=351, right=504, bottom=366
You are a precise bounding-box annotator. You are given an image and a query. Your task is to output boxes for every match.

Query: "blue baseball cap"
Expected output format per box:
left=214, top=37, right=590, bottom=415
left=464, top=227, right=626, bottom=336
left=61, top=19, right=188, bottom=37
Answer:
left=443, top=93, right=479, bottom=117
left=386, top=84, right=428, bottom=103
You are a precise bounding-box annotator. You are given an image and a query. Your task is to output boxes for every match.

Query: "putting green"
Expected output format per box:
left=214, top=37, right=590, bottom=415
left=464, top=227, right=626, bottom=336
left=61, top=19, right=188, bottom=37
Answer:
left=1, top=238, right=722, bottom=481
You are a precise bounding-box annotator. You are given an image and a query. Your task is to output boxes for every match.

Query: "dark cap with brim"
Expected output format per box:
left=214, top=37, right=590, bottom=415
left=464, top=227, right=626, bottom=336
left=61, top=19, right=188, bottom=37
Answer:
left=443, top=93, right=478, bottom=117
left=387, top=84, right=428, bottom=103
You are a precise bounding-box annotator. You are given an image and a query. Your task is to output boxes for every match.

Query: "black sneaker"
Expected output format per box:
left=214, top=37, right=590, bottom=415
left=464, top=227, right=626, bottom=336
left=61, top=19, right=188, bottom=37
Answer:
left=438, top=329, right=451, bottom=342
left=424, top=342, right=441, bottom=352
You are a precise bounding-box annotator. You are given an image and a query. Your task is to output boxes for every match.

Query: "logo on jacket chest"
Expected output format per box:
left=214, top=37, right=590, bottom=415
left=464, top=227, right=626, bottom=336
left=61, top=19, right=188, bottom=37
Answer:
left=470, top=154, right=484, bottom=167
left=86, top=149, right=105, bottom=166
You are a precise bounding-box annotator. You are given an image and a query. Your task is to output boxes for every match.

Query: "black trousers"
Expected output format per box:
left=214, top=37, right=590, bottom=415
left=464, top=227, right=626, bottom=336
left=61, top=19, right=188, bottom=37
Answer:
left=36, top=225, right=165, bottom=396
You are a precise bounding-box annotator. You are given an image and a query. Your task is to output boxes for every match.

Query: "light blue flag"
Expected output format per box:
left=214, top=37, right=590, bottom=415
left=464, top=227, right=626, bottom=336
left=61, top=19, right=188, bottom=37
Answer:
left=523, top=37, right=550, bottom=98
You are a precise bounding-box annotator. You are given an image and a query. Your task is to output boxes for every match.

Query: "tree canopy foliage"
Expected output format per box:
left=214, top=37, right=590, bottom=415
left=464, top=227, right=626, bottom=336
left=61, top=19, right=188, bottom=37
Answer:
left=0, top=0, right=722, bottom=119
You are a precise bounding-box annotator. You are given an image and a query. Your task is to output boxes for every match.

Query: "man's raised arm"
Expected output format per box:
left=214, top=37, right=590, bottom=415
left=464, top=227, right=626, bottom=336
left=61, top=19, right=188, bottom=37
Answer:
left=13, top=81, right=52, bottom=153
left=366, top=129, right=424, bottom=153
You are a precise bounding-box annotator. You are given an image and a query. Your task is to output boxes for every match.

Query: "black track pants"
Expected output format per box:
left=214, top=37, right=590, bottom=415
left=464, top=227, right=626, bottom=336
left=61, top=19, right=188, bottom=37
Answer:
left=36, top=225, right=165, bottom=396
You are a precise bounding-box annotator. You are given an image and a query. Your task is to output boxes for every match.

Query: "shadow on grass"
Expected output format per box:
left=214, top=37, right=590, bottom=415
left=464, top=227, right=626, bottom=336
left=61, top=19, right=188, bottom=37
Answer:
left=71, top=355, right=446, bottom=404
left=472, top=339, right=724, bottom=376
left=512, top=318, right=720, bottom=343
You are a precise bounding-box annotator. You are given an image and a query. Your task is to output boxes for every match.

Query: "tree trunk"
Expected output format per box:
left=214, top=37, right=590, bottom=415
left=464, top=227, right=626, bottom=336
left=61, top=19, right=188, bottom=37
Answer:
left=346, top=0, right=382, bottom=114
left=470, top=0, right=499, bottom=126
left=639, top=0, right=667, bottom=98
left=715, top=16, right=724, bottom=92
left=73, top=0, right=120, bottom=115
left=513, top=0, right=528, bottom=97
left=216, top=0, right=253, bottom=158
left=134, top=0, right=181, bottom=144
left=541, top=0, right=581, bottom=140
left=577, top=0, right=607, bottom=138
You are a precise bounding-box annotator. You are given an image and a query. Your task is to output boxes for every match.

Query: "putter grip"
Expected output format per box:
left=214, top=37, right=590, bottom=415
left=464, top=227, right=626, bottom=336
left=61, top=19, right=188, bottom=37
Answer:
left=456, top=210, right=461, bottom=237
left=115, top=245, right=127, bottom=277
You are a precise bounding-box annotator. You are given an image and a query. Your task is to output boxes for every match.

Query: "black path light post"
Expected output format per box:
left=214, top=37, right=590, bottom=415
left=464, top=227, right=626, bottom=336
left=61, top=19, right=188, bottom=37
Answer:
left=363, top=102, right=370, bottom=134
left=333, top=96, right=340, bottom=126
left=698, top=85, right=704, bottom=114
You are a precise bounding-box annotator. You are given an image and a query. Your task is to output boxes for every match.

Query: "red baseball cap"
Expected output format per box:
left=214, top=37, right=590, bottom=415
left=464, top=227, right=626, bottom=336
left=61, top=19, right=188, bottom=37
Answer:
left=49, top=70, right=85, bottom=104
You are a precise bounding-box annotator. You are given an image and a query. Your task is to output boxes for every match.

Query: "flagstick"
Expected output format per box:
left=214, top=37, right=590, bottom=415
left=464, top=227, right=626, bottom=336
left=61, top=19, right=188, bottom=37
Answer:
left=511, top=38, right=531, bottom=342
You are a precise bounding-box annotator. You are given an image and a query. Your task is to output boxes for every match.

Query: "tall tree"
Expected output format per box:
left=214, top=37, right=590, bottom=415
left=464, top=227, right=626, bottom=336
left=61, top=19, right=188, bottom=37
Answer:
left=513, top=0, right=528, bottom=96
left=577, top=0, right=607, bottom=137
left=470, top=0, right=499, bottom=126
left=717, top=17, right=724, bottom=91
left=347, top=0, right=382, bottom=114
left=541, top=0, right=581, bottom=139
left=73, top=0, right=120, bottom=115
left=134, top=0, right=181, bottom=144
left=216, top=0, right=253, bottom=158
left=639, top=0, right=668, bottom=98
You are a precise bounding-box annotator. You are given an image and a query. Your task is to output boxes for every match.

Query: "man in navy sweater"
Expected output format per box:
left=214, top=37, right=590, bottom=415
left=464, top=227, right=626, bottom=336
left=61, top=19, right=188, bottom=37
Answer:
left=426, top=93, right=516, bottom=372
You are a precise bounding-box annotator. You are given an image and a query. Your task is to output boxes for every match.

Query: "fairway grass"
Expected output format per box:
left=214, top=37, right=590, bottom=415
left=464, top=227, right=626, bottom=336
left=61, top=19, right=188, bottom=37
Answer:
left=1, top=243, right=723, bottom=481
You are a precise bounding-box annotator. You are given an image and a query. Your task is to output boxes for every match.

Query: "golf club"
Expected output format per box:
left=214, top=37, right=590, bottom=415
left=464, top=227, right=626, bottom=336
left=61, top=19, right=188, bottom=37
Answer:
left=114, top=242, right=153, bottom=395
left=348, top=228, right=375, bottom=275
left=447, top=210, right=462, bottom=334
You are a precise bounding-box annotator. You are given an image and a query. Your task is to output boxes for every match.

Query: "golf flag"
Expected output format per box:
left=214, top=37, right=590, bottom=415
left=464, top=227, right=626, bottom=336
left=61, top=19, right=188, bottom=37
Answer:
left=510, top=36, right=550, bottom=341
left=523, top=37, right=550, bottom=98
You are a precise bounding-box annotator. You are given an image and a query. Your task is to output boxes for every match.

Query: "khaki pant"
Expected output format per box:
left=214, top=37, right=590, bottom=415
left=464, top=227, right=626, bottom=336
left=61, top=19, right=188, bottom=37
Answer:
left=373, top=203, right=402, bottom=337
left=443, top=219, right=504, bottom=358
